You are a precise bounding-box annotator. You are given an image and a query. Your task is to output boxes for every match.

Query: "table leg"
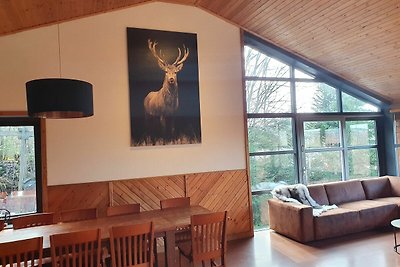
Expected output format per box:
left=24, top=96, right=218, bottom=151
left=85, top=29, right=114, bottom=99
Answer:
left=165, top=230, right=176, bottom=267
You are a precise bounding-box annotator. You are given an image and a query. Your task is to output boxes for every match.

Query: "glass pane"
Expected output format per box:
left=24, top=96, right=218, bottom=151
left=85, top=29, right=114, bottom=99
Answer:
left=250, top=154, right=296, bottom=191
left=295, top=69, right=314, bottom=79
left=252, top=193, right=271, bottom=230
left=342, top=92, right=379, bottom=112
left=397, top=147, right=400, bottom=175
left=346, top=120, right=377, bottom=146
left=248, top=118, right=293, bottom=153
left=296, top=82, right=338, bottom=113
left=395, top=115, right=400, bottom=144
left=348, top=148, right=379, bottom=179
left=306, top=151, right=342, bottom=184
left=246, top=81, right=291, bottom=113
left=304, top=121, right=341, bottom=148
left=244, top=46, right=290, bottom=78
left=0, top=126, right=36, bottom=216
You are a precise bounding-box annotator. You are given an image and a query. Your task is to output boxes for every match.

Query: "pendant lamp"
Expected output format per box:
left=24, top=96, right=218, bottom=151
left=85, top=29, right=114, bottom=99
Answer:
left=26, top=78, right=93, bottom=118
left=25, top=25, right=94, bottom=119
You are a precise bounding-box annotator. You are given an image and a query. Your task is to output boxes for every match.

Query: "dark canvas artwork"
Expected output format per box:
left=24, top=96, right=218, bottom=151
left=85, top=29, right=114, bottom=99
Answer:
left=127, top=27, right=201, bottom=146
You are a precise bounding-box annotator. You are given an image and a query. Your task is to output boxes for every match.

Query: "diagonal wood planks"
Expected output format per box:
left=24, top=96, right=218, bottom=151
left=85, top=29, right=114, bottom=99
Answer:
left=46, top=169, right=252, bottom=239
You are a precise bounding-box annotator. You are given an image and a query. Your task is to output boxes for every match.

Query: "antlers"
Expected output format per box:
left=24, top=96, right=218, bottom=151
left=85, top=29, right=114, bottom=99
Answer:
left=148, top=39, right=189, bottom=66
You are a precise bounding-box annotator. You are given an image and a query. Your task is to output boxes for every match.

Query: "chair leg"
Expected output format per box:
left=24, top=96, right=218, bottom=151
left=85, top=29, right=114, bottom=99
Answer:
left=153, top=238, right=159, bottom=267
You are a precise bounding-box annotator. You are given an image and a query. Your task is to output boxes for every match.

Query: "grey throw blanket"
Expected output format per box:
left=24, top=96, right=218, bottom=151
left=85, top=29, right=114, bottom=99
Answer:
left=271, top=184, right=337, bottom=216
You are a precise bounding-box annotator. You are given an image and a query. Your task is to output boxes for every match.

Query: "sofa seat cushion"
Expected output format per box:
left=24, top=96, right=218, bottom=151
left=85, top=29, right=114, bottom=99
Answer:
left=314, top=208, right=360, bottom=240
left=339, top=200, right=397, bottom=229
left=374, top=197, right=400, bottom=208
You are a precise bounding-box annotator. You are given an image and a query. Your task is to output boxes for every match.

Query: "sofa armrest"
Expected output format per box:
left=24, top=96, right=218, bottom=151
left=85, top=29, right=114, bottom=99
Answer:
left=268, top=198, right=314, bottom=243
left=387, top=176, right=400, bottom=196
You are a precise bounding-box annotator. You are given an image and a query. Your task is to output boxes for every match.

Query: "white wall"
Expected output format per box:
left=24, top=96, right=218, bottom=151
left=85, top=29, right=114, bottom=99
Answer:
left=0, top=2, right=246, bottom=185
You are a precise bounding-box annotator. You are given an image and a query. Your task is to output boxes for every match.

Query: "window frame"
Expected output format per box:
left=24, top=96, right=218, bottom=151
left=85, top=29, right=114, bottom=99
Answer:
left=243, top=31, right=394, bottom=230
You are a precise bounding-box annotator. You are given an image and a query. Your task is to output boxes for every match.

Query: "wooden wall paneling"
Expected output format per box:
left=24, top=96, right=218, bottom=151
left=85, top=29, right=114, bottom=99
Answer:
left=186, top=169, right=252, bottom=240
left=240, top=28, right=254, bottom=235
left=47, top=182, right=109, bottom=217
left=110, top=175, right=186, bottom=211
left=46, top=170, right=253, bottom=240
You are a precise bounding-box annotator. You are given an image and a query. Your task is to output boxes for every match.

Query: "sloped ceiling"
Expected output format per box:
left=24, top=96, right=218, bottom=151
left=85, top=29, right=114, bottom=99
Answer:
left=1, top=0, right=399, bottom=103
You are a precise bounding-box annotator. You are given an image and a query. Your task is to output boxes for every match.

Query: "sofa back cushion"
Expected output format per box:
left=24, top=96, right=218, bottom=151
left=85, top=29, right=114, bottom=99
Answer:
left=307, top=184, right=329, bottom=205
left=324, top=180, right=366, bottom=205
left=361, top=177, right=392, bottom=199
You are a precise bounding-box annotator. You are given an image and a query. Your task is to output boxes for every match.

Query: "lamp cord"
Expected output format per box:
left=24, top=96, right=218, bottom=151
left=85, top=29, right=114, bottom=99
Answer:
left=57, top=23, right=62, bottom=78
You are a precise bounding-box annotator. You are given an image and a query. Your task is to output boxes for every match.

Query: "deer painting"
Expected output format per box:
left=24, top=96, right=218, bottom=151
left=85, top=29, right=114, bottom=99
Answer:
left=144, top=39, right=189, bottom=123
left=127, top=28, right=201, bottom=146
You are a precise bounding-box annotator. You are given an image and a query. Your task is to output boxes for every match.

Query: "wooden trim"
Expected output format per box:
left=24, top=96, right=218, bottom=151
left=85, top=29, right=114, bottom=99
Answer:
left=228, top=230, right=253, bottom=241
left=240, top=28, right=254, bottom=236
left=40, top=118, right=48, bottom=212
left=0, top=111, right=28, bottom=117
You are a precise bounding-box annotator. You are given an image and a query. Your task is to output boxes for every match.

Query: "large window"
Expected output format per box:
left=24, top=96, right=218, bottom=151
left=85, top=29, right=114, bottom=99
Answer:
left=244, top=36, right=386, bottom=230
left=0, top=117, right=42, bottom=218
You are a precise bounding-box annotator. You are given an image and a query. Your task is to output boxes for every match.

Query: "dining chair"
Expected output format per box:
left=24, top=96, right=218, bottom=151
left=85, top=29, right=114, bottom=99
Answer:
left=12, top=212, right=55, bottom=230
left=0, top=236, right=43, bottom=267
left=58, top=208, right=97, bottom=223
left=109, top=221, right=154, bottom=267
left=178, top=211, right=228, bottom=267
left=160, top=197, right=191, bottom=243
left=106, top=203, right=140, bottom=216
left=160, top=197, right=190, bottom=210
left=50, top=228, right=101, bottom=267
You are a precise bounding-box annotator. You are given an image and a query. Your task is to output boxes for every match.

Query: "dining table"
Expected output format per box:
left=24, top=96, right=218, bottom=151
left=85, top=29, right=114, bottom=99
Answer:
left=0, top=205, right=211, bottom=267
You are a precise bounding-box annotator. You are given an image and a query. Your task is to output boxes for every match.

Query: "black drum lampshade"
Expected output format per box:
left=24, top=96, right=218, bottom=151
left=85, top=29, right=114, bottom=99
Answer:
left=26, top=78, right=94, bottom=119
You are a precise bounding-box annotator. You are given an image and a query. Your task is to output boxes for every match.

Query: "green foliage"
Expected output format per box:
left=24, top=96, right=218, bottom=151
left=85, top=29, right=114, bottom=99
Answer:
left=0, top=127, right=36, bottom=193
left=252, top=193, right=271, bottom=230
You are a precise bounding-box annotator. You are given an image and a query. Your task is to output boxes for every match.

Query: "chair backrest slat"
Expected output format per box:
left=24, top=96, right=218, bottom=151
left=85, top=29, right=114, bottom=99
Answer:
left=0, top=237, right=43, bottom=267
left=191, top=211, right=227, bottom=265
left=50, top=228, right=101, bottom=267
left=12, top=213, right=55, bottom=229
left=110, top=222, right=154, bottom=267
left=160, top=197, right=190, bottom=209
left=58, top=208, right=97, bottom=223
left=106, top=203, right=140, bottom=216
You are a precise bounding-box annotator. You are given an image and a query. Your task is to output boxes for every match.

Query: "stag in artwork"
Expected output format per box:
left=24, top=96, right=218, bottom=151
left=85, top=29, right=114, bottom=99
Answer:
left=144, top=39, right=189, bottom=142
left=144, top=39, right=189, bottom=118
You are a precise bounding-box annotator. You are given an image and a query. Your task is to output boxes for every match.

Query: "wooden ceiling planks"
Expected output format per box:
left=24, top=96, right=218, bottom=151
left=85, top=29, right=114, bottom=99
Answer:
left=1, top=0, right=400, bottom=101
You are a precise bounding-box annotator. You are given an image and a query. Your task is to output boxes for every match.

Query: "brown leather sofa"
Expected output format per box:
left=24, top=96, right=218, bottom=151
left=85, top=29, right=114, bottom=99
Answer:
left=268, top=176, right=400, bottom=243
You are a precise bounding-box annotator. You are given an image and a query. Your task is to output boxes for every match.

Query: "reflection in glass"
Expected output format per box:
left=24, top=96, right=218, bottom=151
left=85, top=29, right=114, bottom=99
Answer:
left=248, top=118, right=293, bottom=153
left=244, top=46, right=290, bottom=78
left=250, top=154, right=295, bottom=191
left=348, top=149, right=378, bottom=178
left=296, top=82, right=338, bottom=113
left=346, top=120, right=377, bottom=146
left=306, top=151, right=342, bottom=184
left=342, top=92, right=379, bottom=112
left=252, top=193, right=272, bottom=230
left=246, top=81, right=291, bottom=113
left=304, top=121, right=340, bottom=148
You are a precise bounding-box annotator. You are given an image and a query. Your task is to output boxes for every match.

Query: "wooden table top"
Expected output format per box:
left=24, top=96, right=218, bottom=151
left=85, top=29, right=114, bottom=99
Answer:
left=0, top=205, right=210, bottom=248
